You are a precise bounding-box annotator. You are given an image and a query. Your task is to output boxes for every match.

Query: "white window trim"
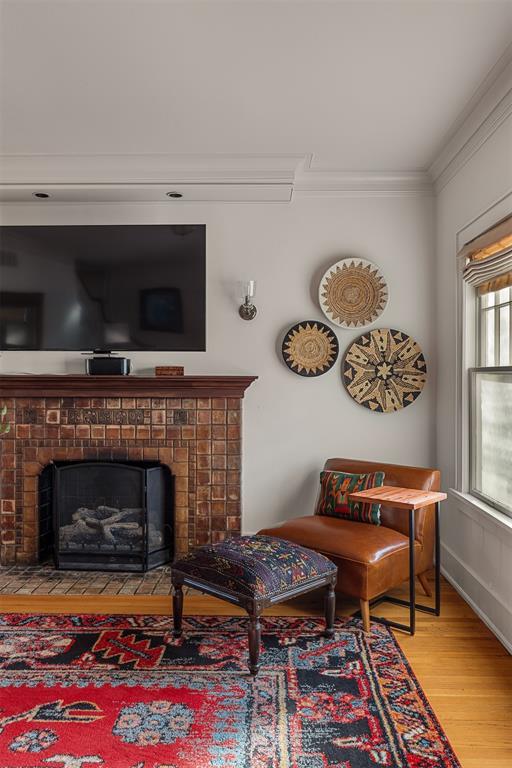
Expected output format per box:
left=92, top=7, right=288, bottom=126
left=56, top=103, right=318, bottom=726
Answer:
left=449, top=488, right=512, bottom=536
left=454, top=189, right=512, bottom=506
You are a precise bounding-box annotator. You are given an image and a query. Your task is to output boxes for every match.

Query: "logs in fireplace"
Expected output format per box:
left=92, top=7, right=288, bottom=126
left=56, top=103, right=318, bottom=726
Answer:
left=59, top=504, right=163, bottom=552
left=39, top=460, right=173, bottom=572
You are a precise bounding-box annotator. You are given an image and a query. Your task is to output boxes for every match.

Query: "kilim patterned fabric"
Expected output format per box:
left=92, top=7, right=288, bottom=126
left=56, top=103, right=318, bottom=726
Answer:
left=315, top=469, right=385, bottom=524
left=0, top=613, right=462, bottom=768
left=172, top=535, right=336, bottom=598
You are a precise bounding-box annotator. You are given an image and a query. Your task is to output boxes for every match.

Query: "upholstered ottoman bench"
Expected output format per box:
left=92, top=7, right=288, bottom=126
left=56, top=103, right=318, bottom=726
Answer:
left=171, top=535, right=338, bottom=675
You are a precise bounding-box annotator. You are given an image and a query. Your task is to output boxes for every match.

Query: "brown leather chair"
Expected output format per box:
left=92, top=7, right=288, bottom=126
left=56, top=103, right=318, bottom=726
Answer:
left=258, top=458, right=440, bottom=632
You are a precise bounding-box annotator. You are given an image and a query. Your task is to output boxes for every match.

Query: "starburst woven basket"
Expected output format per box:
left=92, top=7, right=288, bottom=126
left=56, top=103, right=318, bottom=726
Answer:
left=282, top=320, right=339, bottom=377
left=319, top=258, right=388, bottom=328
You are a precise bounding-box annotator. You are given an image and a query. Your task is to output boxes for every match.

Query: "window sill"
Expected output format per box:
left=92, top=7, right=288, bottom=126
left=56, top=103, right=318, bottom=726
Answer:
left=449, top=489, right=512, bottom=535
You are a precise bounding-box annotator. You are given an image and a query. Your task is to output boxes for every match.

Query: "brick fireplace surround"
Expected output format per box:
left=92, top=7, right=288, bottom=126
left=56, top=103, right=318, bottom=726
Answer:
left=0, top=375, right=257, bottom=566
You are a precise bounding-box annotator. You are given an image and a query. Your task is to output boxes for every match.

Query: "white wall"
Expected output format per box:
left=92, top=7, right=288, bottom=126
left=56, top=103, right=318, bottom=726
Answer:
left=0, top=193, right=435, bottom=533
left=435, top=112, right=512, bottom=651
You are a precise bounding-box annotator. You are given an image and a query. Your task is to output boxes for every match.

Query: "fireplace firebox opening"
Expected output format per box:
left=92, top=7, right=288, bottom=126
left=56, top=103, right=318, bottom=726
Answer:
left=39, top=460, right=174, bottom=572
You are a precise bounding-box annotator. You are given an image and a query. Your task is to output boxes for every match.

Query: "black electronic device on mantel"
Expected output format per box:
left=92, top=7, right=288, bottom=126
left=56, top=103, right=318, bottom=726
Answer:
left=84, top=350, right=131, bottom=376
left=0, top=224, right=206, bottom=352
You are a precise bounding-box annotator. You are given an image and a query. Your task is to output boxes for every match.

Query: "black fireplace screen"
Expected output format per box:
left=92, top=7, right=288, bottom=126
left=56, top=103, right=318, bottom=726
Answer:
left=43, top=460, right=173, bottom=572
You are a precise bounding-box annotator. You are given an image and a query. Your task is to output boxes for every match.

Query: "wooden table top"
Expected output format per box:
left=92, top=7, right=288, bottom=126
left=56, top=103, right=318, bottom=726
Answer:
left=348, top=485, right=447, bottom=510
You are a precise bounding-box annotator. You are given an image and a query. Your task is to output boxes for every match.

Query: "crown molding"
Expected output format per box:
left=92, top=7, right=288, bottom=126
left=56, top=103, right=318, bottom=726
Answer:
left=292, top=154, right=432, bottom=194
left=293, top=169, right=432, bottom=195
left=0, top=151, right=433, bottom=200
left=0, top=153, right=304, bottom=185
left=429, top=43, right=512, bottom=192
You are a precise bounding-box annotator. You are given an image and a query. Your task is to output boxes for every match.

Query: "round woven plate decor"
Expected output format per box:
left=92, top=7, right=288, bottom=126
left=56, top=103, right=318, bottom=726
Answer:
left=319, top=258, right=388, bottom=328
left=343, top=328, right=427, bottom=412
left=282, top=320, right=339, bottom=377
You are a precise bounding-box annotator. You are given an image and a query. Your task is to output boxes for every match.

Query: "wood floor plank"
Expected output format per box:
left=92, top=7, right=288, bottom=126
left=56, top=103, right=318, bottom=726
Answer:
left=0, top=594, right=173, bottom=615
left=1, top=576, right=511, bottom=766
left=459, top=760, right=512, bottom=768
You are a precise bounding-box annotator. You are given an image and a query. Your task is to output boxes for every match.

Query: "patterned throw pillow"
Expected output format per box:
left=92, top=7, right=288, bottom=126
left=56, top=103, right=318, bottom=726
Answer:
left=315, top=470, right=385, bottom=525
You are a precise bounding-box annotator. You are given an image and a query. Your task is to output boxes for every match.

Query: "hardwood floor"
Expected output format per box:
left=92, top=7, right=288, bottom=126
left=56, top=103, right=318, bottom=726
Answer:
left=1, top=575, right=511, bottom=767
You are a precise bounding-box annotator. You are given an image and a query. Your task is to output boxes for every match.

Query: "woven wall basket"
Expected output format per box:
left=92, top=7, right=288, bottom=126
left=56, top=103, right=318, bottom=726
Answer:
left=282, top=320, right=339, bottom=377
left=319, top=258, right=388, bottom=328
left=343, top=328, right=427, bottom=412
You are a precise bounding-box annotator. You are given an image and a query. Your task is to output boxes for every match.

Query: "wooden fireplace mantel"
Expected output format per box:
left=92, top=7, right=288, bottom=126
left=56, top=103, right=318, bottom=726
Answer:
left=0, top=374, right=258, bottom=399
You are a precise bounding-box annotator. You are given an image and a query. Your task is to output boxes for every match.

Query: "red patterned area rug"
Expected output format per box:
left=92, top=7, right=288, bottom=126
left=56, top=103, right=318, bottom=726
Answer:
left=0, top=614, right=460, bottom=768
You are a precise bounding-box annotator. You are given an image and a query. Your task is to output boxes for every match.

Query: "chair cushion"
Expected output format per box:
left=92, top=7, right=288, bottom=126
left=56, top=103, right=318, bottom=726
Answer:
left=258, top=516, right=412, bottom=565
left=315, top=469, right=385, bottom=524
left=172, top=534, right=336, bottom=599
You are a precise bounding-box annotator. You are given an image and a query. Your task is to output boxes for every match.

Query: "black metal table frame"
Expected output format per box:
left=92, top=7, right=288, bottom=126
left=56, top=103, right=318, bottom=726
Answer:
left=353, top=501, right=441, bottom=635
left=171, top=569, right=338, bottom=675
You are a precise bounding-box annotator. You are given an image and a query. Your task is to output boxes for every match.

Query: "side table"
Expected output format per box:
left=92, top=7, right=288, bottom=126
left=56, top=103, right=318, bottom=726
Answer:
left=348, top=486, right=447, bottom=635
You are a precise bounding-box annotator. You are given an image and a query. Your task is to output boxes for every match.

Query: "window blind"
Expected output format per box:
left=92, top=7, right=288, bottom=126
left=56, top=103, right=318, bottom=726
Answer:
left=459, top=214, right=512, bottom=295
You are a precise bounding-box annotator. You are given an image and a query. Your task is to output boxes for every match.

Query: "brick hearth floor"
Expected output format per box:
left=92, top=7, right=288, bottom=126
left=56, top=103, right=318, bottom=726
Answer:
left=0, top=563, right=173, bottom=595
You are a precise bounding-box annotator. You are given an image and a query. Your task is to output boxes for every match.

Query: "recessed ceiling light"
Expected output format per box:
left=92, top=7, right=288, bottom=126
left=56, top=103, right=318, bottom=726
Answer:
left=166, top=191, right=183, bottom=199
left=33, top=192, right=51, bottom=199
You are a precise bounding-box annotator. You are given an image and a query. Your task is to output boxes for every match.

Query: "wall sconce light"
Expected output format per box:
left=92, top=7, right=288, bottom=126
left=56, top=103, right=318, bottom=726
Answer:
left=239, top=280, right=257, bottom=321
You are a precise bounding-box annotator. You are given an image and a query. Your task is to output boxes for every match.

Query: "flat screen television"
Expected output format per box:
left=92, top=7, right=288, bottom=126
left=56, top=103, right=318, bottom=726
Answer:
left=0, top=224, right=206, bottom=351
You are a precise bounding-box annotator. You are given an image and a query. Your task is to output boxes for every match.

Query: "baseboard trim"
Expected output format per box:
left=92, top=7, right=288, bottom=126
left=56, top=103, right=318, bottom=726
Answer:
left=441, top=544, right=512, bottom=655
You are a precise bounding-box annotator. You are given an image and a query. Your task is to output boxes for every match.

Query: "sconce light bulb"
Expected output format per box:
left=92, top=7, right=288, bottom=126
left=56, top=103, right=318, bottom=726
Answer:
left=238, top=280, right=257, bottom=320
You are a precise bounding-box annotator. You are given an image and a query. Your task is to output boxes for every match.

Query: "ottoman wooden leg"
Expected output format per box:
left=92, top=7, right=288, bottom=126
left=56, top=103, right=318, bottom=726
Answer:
left=172, top=583, right=184, bottom=638
left=248, top=604, right=262, bottom=676
left=324, top=581, right=336, bottom=637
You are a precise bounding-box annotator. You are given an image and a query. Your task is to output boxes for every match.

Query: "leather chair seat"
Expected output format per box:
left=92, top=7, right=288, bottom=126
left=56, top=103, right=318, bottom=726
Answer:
left=259, top=515, right=414, bottom=564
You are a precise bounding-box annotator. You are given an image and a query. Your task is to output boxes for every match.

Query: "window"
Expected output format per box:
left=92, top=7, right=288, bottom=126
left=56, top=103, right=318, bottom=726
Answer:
left=471, top=286, right=512, bottom=518
left=478, top=288, right=512, bottom=367
left=460, top=214, right=512, bottom=518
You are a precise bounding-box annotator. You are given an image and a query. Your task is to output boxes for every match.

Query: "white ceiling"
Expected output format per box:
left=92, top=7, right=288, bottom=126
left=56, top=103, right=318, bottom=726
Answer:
left=0, top=0, right=511, bottom=173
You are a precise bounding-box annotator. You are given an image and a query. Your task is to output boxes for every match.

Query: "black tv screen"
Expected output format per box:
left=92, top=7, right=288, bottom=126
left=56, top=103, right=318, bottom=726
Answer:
left=0, top=224, right=206, bottom=351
